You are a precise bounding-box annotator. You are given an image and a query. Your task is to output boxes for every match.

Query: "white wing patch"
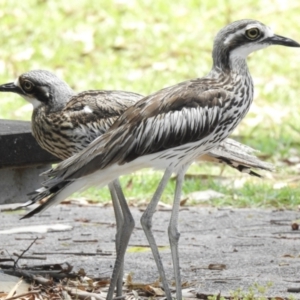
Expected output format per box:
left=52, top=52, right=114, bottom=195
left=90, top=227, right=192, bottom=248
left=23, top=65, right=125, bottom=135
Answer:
left=83, top=106, right=93, bottom=113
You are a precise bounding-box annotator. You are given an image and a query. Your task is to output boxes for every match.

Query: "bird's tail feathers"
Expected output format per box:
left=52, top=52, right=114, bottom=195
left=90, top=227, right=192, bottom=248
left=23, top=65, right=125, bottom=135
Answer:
left=21, top=164, right=132, bottom=219
left=21, top=180, right=83, bottom=219
left=204, top=138, right=275, bottom=177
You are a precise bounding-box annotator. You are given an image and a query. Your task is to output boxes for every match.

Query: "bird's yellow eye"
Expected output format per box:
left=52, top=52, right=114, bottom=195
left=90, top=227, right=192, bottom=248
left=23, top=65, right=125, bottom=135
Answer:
left=22, top=80, right=34, bottom=92
left=245, top=28, right=260, bottom=40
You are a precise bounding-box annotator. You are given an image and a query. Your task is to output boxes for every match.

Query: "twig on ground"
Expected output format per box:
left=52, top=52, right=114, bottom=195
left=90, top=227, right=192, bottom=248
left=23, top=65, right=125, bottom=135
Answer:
left=13, top=253, right=47, bottom=260
left=287, top=287, right=300, bottom=293
left=13, top=237, right=38, bottom=269
left=1, top=262, right=77, bottom=282
left=32, top=251, right=112, bottom=256
left=3, top=291, right=40, bottom=300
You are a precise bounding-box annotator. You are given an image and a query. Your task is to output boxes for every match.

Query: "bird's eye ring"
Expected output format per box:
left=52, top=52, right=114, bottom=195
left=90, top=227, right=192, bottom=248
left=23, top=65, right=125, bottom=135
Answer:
left=22, top=80, right=34, bottom=92
left=245, top=28, right=260, bottom=40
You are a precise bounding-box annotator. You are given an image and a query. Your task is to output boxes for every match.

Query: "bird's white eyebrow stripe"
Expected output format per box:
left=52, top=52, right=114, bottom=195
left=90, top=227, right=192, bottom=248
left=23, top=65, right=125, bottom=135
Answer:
left=224, top=28, right=247, bottom=45
left=264, top=26, right=274, bottom=38
left=14, top=77, right=20, bottom=87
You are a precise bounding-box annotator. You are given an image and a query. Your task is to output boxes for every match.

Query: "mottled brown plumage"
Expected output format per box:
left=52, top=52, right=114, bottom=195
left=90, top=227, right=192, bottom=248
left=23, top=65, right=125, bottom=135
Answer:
left=0, top=69, right=275, bottom=300
left=32, top=89, right=141, bottom=159
left=1, top=18, right=298, bottom=300
left=0, top=70, right=273, bottom=176
left=0, top=70, right=143, bottom=299
left=23, top=20, right=298, bottom=300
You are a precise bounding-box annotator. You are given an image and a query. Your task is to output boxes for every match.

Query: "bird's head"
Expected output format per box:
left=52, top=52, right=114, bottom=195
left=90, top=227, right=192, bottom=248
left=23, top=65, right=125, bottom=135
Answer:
left=212, top=19, right=300, bottom=71
left=0, top=70, right=75, bottom=111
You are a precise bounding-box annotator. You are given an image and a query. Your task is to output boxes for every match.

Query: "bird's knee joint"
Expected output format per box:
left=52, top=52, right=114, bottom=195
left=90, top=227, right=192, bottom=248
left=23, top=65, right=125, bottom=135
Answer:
left=140, top=214, right=152, bottom=231
left=125, top=217, right=135, bottom=231
left=168, top=227, right=180, bottom=242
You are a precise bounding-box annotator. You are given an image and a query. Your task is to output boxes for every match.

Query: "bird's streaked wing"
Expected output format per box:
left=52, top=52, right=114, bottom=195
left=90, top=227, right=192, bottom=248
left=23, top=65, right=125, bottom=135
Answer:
left=45, top=80, right=228, bottom=180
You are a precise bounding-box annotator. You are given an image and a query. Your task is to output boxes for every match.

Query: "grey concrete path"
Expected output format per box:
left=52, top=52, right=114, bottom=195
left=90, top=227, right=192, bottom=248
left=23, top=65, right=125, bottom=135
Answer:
left=0, top=202, right=299, bottom=299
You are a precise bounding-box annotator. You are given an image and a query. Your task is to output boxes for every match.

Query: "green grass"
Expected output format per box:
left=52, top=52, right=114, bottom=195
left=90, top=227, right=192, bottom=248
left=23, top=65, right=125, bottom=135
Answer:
left=208, top=282, right=298, bottom=300
left=73, top=165, right=300, bottom=210
left=1, top=0, right=300, bottom=208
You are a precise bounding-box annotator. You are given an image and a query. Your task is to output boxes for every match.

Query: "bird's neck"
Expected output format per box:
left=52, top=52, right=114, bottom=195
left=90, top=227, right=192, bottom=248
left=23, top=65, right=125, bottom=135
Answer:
left=211, top=46, right=250, bottom=77
left=50, top=89, right=75, bottom=112
left=228, top=55, right=250, bottom=75
left=209, top=57, right=250, bottom=81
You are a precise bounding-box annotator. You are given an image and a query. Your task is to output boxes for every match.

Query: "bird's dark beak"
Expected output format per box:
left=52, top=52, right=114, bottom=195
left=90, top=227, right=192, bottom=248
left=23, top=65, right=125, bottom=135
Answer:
left=0, top=82, right=24, bottom=94
left=266, top=34, right=300, bottom=47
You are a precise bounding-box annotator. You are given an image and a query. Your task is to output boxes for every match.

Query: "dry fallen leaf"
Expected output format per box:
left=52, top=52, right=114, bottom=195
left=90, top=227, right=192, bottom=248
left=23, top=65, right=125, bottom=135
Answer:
left=291, top=223, right=299, bottom=230
left=282, top=254, right=295, bottom=258
left=126, top=178, right=133, bottom=190
left=74, top=218, right=90, bottom=223
left=208, top=263, right=226, bottom=270
left=180, top=198, right=189, bottom=206
left=144, top=285, right=165, bottom=296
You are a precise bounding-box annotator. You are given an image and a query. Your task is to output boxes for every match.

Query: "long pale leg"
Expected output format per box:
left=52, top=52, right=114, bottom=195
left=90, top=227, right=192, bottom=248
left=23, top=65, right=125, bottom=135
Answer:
left=107, top=179, right=135, bottom=300
left=140, top=168, right=173, bottom=300
left=108, top=179, right=124, bottom=297
left=168, top=165, right=188, bottom=300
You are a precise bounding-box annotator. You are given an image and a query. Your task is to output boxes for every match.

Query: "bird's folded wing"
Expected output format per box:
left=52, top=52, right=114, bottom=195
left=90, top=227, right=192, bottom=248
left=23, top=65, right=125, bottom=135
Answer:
left=64, top=90, right=143, bottom=117
left=45, top=81, right=228, bottom=180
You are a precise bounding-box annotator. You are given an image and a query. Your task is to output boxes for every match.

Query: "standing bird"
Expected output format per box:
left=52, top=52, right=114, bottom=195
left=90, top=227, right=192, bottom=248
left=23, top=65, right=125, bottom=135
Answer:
left=0, top=69, right=274, bottom=296
left=0, top=70, right=274, bottom=205
left=0, top=69, right=142, bottom=297
left=15, top=19, right=299, bottom=300
left=31, top=18, right=298, bottom=299
left=4, top=18, right=297, bottom=297
left=0, top=70, right=274, bottom=296
left=0, top=69, right=274, bottom=201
